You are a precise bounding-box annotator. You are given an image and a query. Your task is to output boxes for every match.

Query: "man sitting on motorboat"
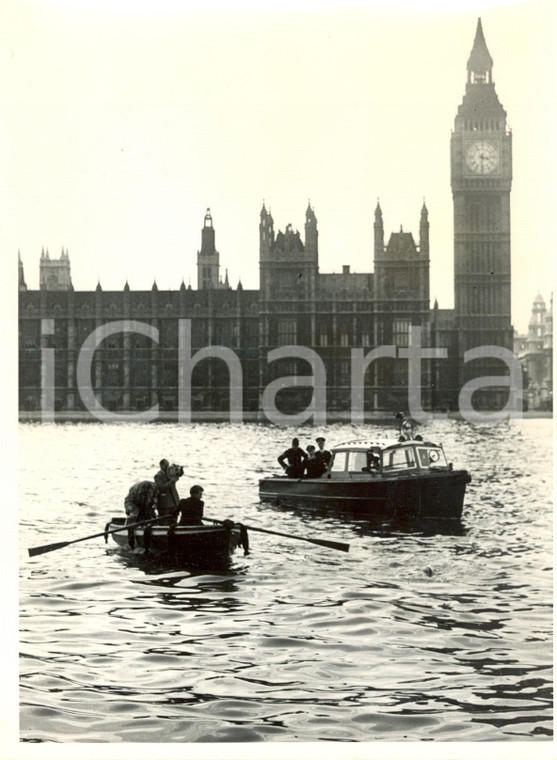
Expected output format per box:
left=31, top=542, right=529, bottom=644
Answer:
left=315, top=436, right=332, bottom=473
left=304, top=445, right=325, bottom=479
left=278, top=438, right=308, bottom=479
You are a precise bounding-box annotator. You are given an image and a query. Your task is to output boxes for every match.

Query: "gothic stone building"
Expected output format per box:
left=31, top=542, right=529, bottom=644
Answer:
left=18, top=19, right=514, bottom=418
left=515, top=294, right=553, bottom=411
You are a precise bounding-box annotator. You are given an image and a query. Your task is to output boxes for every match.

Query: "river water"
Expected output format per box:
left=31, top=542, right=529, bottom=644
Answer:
left=18, top=418, right=552, bottom=746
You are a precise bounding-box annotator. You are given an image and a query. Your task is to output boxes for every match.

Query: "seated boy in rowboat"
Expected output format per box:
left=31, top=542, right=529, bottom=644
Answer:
left=173, top=485, right=205, bottom=526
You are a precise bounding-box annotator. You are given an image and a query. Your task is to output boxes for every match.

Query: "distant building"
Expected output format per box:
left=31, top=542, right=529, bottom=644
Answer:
left=39, top=248, right=73, bottom=291
left=18, top=201, right=431, bottom=415
left=17, top=19, right=520, bottom=419
left=516, top=294, right=553, bottom=410
left=197, top=209, right=230, bottom=290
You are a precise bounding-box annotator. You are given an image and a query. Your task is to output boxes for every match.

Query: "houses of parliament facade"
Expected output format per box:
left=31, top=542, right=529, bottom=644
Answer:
left=18, top=20, right=515, bottom=418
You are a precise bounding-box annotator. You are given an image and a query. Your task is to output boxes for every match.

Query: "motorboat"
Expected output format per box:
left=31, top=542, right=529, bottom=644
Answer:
left=259, top=433, right=471, bottom=523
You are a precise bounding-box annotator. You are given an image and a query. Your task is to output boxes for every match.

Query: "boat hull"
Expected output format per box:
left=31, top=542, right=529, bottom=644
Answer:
left=259, top=469, right=470, bottom=522
left=107, top=519, right=243, bottom=567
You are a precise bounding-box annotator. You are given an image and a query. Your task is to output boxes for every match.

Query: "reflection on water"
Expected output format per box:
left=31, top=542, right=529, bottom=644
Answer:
left=19, top=419, right=553, bottom=742
left=263, top=498, right=470, bottom=540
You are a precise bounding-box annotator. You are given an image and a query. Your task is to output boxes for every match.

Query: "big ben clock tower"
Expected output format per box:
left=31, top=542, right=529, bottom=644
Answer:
left=451, top=18, right=514, bottom=409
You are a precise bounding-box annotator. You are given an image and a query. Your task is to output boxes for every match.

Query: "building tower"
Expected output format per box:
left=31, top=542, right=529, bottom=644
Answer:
left=373, top=203, right=430, bottom=307
left=520, top=293, right=552, bottom=410
left=258, top=203, right=275, bottom=300
left=18, top=252, right=27, bottom=291
left=39, top=247, right=72, bottom=290
left=197, top=208, right=221, bottom=289
left=372, top=202, right=431, bottom=408
left=543, top=294, right=553, bottom=407
left=451, top=18, right=513, bottom=408
left=527, top=293, right=547, bottom=353
left=258, top=202, right=318, bottom=302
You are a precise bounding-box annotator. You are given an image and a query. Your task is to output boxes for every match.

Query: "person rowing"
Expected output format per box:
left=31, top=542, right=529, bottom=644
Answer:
left=173, top=485, right=205, bottom=526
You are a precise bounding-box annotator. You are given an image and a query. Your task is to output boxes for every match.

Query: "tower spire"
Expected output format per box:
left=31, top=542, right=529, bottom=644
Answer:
left=374, top=199, right=384, bottom=261
left=467, top=18, right=493, bottom=84
left=18, top=251, right=27, bottom=291
left=197, top=207, right=220, bottom=289
left=420, top=200, right=429, bottom=257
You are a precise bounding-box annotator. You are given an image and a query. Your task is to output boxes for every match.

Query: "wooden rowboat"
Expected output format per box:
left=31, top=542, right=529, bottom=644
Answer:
left=105, top=517, right=248, bottom=567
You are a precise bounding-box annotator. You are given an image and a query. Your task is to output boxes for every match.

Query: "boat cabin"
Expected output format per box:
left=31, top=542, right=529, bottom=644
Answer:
left=328, top=439, right=449, bottom=478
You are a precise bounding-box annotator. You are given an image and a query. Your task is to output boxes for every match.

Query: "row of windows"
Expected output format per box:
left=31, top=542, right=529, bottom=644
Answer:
left=464, top=198, right=502, bottom=232
left=461, top=240, right=505, bottom=274
left=20, top=353, right=436, bottom=390
left=275, top=319, right=417, bottom=347
left=457, top=283, right=510, bottom=316
left=20, top=318, right=433, bottom=351
left=463, top=119, right=504, bottom=132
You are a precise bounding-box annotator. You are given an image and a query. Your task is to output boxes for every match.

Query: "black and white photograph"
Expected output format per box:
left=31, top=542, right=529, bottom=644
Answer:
left=4, top=0, right=554, bottom=757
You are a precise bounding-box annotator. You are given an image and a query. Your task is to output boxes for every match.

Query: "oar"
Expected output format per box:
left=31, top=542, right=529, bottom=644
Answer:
left=202, top=516, right=349, bottom=553
left=28, top=515, right=168, bottom=558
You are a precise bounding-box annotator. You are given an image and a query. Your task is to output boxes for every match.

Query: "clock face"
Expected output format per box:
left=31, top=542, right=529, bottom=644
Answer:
left=466, top=141, right=500, bottom=175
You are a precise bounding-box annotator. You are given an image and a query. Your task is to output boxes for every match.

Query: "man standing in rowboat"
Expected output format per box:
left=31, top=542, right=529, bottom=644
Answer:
left=154, top=459, right=183, bottom=518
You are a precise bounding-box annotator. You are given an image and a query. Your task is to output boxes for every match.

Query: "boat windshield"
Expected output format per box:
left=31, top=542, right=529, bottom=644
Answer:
left=383, top=447, right=417, bottom=472
left=330, top=452, right=347, bottom=472
left=347, top=451, right=368, bottom=472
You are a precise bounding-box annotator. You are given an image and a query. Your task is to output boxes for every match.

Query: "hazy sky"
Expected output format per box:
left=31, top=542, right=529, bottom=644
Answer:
left=3, top=0, right=556, bottom=333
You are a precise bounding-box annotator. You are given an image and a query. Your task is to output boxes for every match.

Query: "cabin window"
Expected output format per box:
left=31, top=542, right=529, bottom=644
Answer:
left=417, top=448, right=431, bottom=467
left=330, top=452, right=347, bottom=472
left=347, top=451, right=368, bottom=471
left=383, top=447, right=416, bottom=471
left=417, top=447, right=447, bottom=467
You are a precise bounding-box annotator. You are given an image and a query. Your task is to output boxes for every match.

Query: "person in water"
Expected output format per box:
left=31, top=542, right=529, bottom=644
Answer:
left=124, top=481, right=157, bottom=524
left=315, top=436, right=332, bottom=474
left=278, top=438, right=307, bottom=479
left=174, top=485, right=205, bottom=526
left=304, top=445, right=325, bottom=479
left=154, top=458, right=182, bottom=517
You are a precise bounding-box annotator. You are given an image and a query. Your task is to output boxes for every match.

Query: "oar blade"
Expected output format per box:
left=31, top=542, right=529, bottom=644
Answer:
left=27, top=514, right=169, bottom=559
left=306, top=537, right=350, bottom=553
left=202, top=516, right=350, bottom=554
left=28, top=541, right=70, bottom=558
